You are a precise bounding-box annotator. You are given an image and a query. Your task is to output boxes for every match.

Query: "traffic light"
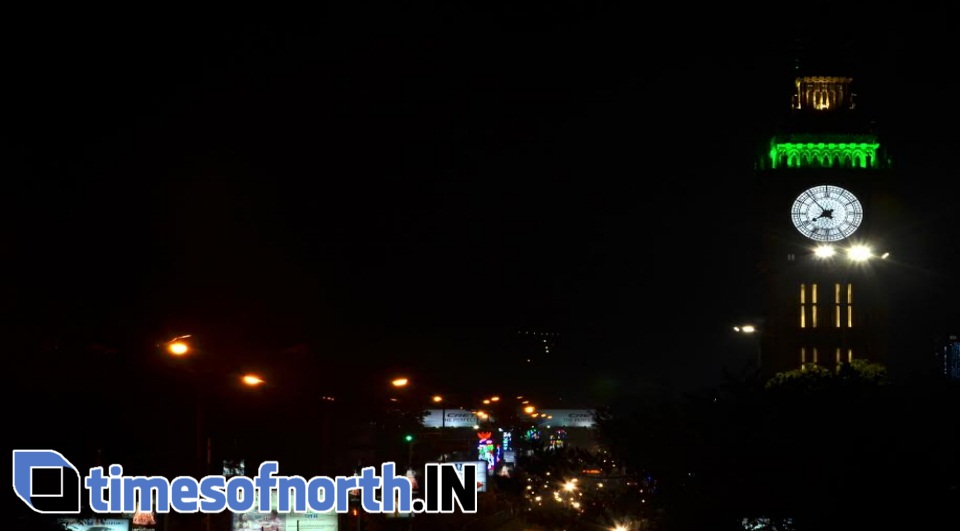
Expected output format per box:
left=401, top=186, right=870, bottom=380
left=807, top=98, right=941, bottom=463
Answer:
left=404, top=434, right=414, bottom=442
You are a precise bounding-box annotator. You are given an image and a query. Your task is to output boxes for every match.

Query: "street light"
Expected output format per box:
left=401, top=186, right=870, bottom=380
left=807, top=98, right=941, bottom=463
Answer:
left=163, top=335, right=192, bottom=356
left=168, top=342, right=189, bottom=356
left=733, top=324, right=762, bottom=369
left=391, top=377, right=409, bottom=387
left=241, top=374, right=265, bottom=387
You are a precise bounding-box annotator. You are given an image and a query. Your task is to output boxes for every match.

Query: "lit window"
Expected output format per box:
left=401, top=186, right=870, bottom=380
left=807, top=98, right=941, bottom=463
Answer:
left=811, top=284, right=818, bottom=328
left=847, top=283, right=853, bottom=328
left=799, top=284, right=806, bottom=328
left=835, top=284, right=841, bottom=328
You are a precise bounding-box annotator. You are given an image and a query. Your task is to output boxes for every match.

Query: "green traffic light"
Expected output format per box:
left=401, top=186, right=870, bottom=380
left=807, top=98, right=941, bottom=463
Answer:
left=404, top=434, right=414, bottom=442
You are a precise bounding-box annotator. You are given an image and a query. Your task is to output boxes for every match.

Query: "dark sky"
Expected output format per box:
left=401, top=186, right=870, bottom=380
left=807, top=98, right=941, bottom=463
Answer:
left=5, top=7, right=959, bottom=401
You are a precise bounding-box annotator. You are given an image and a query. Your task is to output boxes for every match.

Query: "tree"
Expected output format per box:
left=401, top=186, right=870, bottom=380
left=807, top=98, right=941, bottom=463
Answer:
left=594, top=361, right=960, bottom=530
left=764, top=359, right=889, bottom=393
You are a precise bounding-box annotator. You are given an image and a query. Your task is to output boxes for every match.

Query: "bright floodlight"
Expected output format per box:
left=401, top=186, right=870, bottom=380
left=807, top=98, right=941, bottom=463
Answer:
left=391, top=378, right=409, bottom=387
left=814, top=245, right=836, bottom=258
left=848, top=245, right=872, bottom=261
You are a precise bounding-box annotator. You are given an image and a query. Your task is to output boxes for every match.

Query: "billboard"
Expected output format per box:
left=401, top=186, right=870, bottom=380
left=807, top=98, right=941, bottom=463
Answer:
left=231, top=489, right=338, bottom=531
left=59, top=519, right=130, bottom=531
left=535, top=409, right=596, bottom=428
left=422, top=409, right=481, bottom=428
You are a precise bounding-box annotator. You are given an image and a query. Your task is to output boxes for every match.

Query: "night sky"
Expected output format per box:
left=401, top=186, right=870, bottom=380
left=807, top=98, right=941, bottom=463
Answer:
left=6, top=7, right=959, bottom=402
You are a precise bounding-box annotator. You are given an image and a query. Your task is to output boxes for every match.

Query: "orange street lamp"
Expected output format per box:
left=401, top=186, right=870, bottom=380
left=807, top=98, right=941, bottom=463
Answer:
left=432, top=395, right=443, bottom=403
left=163, top=334, right=192, bottom=356
left=391, top=378, right=409, bottom=387
left=241, top=374, right=265, bottom=387
left=168, top=342, right=189, bottom=356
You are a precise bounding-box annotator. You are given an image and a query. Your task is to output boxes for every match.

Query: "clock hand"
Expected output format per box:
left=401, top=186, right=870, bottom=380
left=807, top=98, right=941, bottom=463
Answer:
left=805, top=191, right=826, bottom=222
left=806, top=190, right=828, bottom=211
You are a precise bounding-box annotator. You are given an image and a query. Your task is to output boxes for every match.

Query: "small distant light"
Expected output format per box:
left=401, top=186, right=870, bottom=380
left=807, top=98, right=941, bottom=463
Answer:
left=881, top=252, right=890, bottom=259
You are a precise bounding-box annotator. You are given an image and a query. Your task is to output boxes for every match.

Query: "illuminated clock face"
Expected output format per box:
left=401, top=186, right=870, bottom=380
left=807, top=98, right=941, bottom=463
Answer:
left=790, top=185, right=863, bottom=242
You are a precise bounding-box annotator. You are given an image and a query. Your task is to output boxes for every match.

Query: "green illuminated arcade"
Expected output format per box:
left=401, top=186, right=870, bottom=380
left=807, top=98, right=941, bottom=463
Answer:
left=759, top=76, right=892, bottom=171
left=769, top=133, right=881, bottom=169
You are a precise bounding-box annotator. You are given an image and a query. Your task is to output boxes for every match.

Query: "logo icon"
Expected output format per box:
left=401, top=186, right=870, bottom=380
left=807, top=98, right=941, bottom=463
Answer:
left=12, top=450, right=81, bottom=514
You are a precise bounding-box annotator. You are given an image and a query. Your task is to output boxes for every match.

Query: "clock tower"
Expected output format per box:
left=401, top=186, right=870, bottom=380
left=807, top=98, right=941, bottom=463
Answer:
left=755, top=56, right=897, bottom=377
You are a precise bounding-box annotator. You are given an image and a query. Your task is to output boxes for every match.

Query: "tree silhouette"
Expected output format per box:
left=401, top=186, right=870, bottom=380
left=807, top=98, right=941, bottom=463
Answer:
left=597, top=362, right=960, bottom=531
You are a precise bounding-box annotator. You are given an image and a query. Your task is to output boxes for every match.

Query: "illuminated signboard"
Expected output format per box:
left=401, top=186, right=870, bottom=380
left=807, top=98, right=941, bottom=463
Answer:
left=231, top=490, right=338, bottom=531
left=535, top=409, right=596, bottom=428
left=422, top=409, right=481, bottom=428
left=59, top=519, right=130, bottom=531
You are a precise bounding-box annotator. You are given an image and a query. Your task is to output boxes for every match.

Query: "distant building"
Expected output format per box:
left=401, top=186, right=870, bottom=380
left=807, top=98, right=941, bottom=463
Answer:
left=515, top=330, right=559, bottom=366
left=936, top=335, right=960, bottom=380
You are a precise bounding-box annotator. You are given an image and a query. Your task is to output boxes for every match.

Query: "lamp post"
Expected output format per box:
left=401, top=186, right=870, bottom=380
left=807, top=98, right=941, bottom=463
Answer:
left=161, top=336, right=267, bottom=531
left=733, top=325, right=762, bottom=370
left=161, top=336, right=209, bottom=478
left=431, top=395, right=446, bottom=430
